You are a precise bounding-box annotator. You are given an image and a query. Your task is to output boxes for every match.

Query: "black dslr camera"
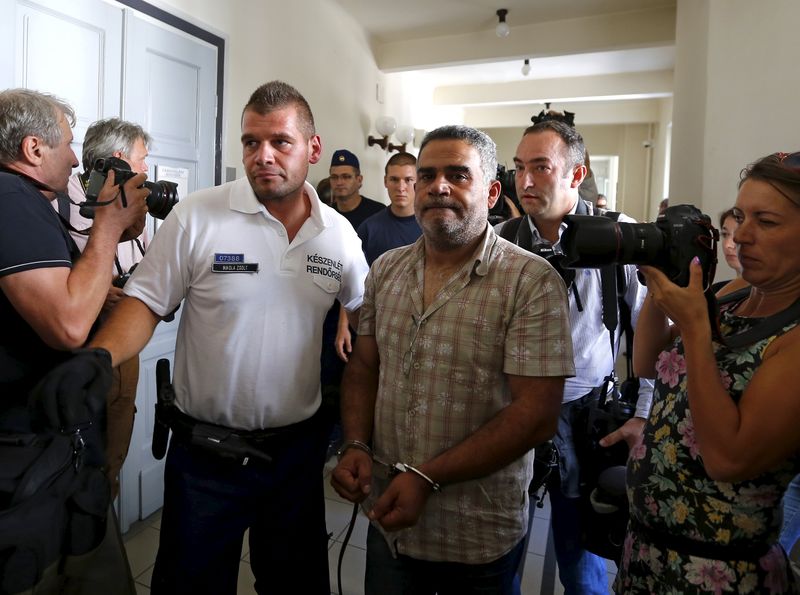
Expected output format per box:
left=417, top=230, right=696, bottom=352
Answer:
left=560, top=204, right=718, bottom=288
left=80, top=156, right=179, bottom=220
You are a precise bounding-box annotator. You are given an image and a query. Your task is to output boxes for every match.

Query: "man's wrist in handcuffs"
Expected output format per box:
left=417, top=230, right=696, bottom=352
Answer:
left=336, top=440, right=442, bottom=493
left=400, top=463, right=441, bottom=493
left=336, top=439, right=372, bottom=459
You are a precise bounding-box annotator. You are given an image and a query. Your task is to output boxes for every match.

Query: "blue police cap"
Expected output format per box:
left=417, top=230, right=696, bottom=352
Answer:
left=331, top=149, right=360, bottom=170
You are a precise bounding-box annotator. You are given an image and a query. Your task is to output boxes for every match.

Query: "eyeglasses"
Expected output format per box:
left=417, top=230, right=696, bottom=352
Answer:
left=776, top=152, right=800, bottom=169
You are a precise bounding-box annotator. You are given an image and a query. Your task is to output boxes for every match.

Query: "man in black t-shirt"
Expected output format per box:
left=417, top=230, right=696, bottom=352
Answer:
left=0, top=89, right=148, bottom=426
left=357, top=151, right=421, bottom=266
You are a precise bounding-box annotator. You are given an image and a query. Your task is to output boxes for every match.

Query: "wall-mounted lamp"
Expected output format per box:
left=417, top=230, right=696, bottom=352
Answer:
left=495, top=9, right=510, bottom=38
left=368, top=117, right=415, bottom=152
left=388, top=125, right=415, bottom=153
left=521, top=58, right=531, bottom=76
left=367, top=116, right=397, bottom=150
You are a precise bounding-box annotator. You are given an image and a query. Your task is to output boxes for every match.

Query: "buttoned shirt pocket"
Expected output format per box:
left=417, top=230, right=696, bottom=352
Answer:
left=311, top=274, right=341, bottom=295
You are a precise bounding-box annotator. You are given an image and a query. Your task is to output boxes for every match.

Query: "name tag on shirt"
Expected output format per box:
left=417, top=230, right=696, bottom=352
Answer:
left=212, top=253, right=259, bottom=273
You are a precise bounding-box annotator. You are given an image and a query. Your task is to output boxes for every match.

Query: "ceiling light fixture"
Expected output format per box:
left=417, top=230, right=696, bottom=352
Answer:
left=495, top=9, right=509, bottom=38
left=521, top=58, right=531, bottom=76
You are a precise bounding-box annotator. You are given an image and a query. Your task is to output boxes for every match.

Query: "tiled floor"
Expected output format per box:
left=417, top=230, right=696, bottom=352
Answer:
left=123, top=459, right=616, bottom=594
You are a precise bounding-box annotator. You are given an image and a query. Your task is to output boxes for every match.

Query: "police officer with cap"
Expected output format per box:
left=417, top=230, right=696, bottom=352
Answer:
left=329, top=149, right=384, bottom=229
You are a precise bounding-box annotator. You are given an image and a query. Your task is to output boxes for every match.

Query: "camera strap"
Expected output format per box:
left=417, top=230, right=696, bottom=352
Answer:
left=594, top=206, right=638, bottom=382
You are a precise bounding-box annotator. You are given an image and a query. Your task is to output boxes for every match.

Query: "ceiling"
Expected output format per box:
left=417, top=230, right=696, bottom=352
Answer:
left=333, top=0, right=676, bottom=44
left=408, top=46, right=676, bottom=87
left=333, top=0, right=677, bottom=125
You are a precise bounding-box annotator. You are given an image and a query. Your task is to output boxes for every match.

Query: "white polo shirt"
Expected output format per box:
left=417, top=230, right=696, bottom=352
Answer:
left=124, top=178, right=368, bottom=429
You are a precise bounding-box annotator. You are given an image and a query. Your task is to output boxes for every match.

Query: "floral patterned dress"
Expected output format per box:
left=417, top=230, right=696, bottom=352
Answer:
left=615, top=306, right=800, bottom=594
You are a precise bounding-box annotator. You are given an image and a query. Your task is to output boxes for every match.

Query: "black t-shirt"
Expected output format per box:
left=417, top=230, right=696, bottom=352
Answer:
left=0, top=172, right=78, bottom=419
left=336, top=196, right=385, bottom=230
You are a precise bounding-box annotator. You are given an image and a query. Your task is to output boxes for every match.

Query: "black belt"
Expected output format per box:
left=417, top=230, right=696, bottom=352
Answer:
left=169, top=409, right=317, bottom=466
left=629, top=515, right=773, bottom=562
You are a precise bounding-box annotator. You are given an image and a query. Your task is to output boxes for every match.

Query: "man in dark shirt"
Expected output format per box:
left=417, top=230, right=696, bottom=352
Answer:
left=357, top=151, right=421, bottom=266
left=329, top=149, right=384, bottom=229
left=0, top=87, right=148, bottom=594
left=0, top=89, right=148, bottom=425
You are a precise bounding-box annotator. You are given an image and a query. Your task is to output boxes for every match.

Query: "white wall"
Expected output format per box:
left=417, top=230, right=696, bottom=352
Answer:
left=155, top=0, right=394, bottom=202
left=669, top=0, right=800, bottom=279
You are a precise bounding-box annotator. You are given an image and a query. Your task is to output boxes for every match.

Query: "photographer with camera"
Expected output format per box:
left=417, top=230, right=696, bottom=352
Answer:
left=616, top=152, right=800, bottom=593
left=55, top=117, right=153, bottom=497
left=0, top=89, right=147, bottom=592
left=497, top=120, right=655, bottom=594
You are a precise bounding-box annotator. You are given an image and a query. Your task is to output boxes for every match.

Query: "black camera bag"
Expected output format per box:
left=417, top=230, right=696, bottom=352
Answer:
left=572, top=381, right=634, bottom=562
left=0, top=431, right=109, bottom=594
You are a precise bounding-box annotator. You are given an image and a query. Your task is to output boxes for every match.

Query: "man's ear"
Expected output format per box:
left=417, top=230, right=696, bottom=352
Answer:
left=19, top=135, right=44, bottom=166
left=308, top=135, right=322, bottom=165
left=569, top=164, right=587, bottom=189
left=487, top=179, right=502, bottom=209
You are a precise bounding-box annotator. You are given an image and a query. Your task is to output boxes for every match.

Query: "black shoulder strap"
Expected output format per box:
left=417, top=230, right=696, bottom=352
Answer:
left=55, top=192, right=71, bottom=221
left=724, top=298, right=800, bottom=349
left=595, top=208, right=620, bottom=332
left=575, top=198, right=591, bottom=216
left=596, top=207, right=636, bottom=378
left=499, top=216, right=523, bottom=243
left=717, top=286, right=751, bottom=307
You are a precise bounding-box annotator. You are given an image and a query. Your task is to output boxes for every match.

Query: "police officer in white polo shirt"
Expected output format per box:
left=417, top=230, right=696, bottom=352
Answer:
left=44, top=81, right=369, bottom=594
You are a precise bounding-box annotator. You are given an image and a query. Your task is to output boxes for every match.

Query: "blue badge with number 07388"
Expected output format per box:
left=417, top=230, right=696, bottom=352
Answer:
left=212, top=253, right=258, bottom=273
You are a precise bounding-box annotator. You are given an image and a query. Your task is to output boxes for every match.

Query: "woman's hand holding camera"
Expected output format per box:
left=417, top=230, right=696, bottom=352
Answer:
left=638, top=257, right=711, bottom=343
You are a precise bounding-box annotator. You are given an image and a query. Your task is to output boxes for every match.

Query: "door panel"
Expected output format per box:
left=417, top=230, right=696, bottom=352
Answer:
left=13, top=0, right=122, bottom=139
left=123, top=10, right=216, bottom=195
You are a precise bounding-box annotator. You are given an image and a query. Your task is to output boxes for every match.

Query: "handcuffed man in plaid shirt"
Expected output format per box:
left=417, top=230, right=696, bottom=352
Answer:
left=332, top=124, right=575, bottom=595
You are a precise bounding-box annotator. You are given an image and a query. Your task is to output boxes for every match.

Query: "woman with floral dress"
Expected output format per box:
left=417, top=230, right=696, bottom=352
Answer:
left=615, top=152, right=800, bottom=594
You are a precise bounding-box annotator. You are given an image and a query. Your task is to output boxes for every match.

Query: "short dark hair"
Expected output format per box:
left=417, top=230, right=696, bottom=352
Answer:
left=418, top=125, right=497, bottom=187
left=739, top=152, right=800, bottom=208
left=385, top=151, right=416, bottom=175
left=523, top=120, right=586, bottom=172
left=243, top=81, right=315, bottom=139
left=0, top=88, right=75, bottom=164
left=81, top=118, right=151, bottom=171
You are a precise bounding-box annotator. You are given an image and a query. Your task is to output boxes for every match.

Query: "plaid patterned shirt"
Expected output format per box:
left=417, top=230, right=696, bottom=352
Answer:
left=359, top=225, right=574, bottom=563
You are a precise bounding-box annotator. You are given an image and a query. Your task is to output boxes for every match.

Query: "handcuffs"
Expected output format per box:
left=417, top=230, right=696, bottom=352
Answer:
left=336, top=439, right=441, bottom=493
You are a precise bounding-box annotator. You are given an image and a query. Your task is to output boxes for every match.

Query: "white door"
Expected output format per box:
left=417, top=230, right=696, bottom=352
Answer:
left=5, top=0, right=123, bottom=140
left=118, top=10, right=218, bottom=532
left=1, top=0, right=219, bottom=533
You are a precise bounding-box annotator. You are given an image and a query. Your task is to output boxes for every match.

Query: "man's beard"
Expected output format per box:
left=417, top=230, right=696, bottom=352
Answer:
left=419, top=200, right=486, bottom=249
